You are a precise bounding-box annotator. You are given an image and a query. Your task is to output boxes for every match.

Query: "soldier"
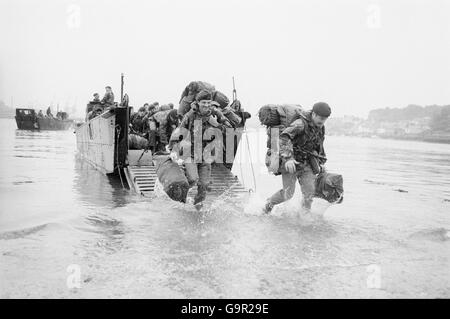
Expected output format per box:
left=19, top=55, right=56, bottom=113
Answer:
left=263, top=102, right=331, bottom=217
left=46, top=106, right=53, bottom=118
left=130, top=106, right=149, bottom=135
left=178, top=81, right=215, bottom=117
left=101, top=86, right=115, bottom=107
left=92, top=93, right=100, bottom=103
left=170, top=90, right=232, bottom=205
left=88, top=105, right=104, bottom=120
left=151, top=109, right=179, bottom=153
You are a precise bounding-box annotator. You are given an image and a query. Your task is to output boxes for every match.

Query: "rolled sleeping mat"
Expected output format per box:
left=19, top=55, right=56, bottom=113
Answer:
left=212, top=91, right=230, bottom=109
left=222, top=106, right=242, bottom=127
left=156, top=156, right=190, bottom=203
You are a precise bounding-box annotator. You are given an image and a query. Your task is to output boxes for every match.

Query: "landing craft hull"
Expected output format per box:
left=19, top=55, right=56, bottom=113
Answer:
left=15, top=117, right=39, bottom=130
left=74, top=107, right=129, bottom=175
left=37, top=118, right=73, bottom=130
left=15, top=115, right=73, bottom=131
left=15, top=108, right=73, bottom=131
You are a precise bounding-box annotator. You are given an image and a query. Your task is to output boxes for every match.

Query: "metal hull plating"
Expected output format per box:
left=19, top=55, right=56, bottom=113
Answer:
left=75, top=112, right=116, bottom=174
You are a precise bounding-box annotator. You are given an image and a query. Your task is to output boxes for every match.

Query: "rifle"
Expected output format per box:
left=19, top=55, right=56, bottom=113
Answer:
left=300, top=150, right=326, bottom=175
left=303, top=150, right=327, bottom=161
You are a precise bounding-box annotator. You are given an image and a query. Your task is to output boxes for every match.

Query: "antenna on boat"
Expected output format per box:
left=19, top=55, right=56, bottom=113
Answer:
left=232, top=76, right=237, bottom=102
left=120, top=73, right=124, bottom=103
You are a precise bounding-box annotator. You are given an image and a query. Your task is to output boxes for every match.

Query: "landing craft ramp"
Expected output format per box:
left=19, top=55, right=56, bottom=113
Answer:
left=123, top=151, right=249, bottom=200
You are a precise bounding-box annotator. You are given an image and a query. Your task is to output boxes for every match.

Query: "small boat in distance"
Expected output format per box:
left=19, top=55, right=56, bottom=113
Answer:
left=15, top=108, right=73, bottom=131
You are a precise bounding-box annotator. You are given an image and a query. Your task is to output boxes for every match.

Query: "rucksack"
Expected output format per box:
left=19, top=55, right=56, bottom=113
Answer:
left=211, top=90, right=230, bottom=109
left=258, top=104, right=303, bottom=128
left=178, top=81, right=217, bottom=117
left=259, top=104, right=304, bottom=174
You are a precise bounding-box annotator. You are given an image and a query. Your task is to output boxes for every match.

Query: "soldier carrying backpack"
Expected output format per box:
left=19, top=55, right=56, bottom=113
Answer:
left=260, top=102, right=341, bottom=218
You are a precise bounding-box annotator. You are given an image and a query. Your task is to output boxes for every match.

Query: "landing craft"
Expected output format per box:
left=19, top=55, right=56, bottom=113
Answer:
left=74, top=75, right=251, bottom=203
left=15, top=108, right=73, bottom=131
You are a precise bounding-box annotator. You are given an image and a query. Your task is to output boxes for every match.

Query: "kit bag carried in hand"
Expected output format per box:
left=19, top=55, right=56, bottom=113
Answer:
left=314, top=171, right=344, bottom=204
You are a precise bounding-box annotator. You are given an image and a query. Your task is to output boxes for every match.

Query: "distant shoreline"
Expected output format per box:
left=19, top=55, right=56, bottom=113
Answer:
left=327, top=134, right=450, bottom=145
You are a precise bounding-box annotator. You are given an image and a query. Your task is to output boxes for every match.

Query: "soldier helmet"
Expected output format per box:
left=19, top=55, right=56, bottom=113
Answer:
left=312, top=102, right=331, bottom=117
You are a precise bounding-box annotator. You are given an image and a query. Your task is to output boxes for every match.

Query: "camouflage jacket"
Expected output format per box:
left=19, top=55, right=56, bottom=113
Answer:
left=150, top=110, right=179, bottom=144
left=169, top=106, right=231, bottom=157
left=279, top=111, right=326, bottom=164
left=130, top=112, right=149, bottom=134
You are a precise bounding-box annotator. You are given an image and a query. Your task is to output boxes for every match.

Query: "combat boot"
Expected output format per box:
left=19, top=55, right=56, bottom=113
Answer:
left=263, top=201, right=274, bottom=214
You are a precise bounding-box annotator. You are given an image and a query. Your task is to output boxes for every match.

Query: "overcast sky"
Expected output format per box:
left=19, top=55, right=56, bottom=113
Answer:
left=0, top=0, right=449, bottom=118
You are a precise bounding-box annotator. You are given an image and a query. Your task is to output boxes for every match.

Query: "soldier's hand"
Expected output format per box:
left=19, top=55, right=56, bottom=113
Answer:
left=208, top=115, right=219, bottom=127
left=170, top=151, right=179, bottom=161
left=284, top=159, right=299, bottom=174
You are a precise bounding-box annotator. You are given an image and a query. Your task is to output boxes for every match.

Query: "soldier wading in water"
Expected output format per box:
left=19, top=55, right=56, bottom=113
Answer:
left=262, top=102, right=332, bottom=218
left=169, top=90, right=232, bottom=207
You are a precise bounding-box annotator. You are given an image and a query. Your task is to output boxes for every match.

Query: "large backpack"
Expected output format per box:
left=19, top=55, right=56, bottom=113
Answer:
left=258, top=104, right=304, bottom=174
left=258, top=104, right=303, bottom=128
left=178, top=81, right=216, bottom=117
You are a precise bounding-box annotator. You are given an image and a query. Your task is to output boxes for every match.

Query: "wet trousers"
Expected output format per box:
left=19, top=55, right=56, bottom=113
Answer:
left=184, top=162, right=211, bottom=204
left=268, top=164, right=316, bottom=210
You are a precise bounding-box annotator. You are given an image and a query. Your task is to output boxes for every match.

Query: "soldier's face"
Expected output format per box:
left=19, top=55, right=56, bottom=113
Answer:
left=198, top=100, right=212, bottom=115
left=312, top=113, right=328, bottom=127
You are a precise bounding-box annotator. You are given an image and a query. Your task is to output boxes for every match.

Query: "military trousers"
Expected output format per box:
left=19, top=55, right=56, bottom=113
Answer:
left=268, top=163, right=316, bottom=210
left=184, top=161, right=211, bottom=204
